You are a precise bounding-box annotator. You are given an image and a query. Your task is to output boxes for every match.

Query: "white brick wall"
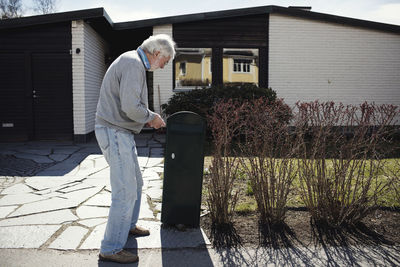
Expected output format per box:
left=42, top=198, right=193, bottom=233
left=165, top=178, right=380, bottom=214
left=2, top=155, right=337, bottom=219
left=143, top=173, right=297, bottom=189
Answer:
left=72, top=20, right=85, bottom=135
left=83, top=22, right=108, bottom=134
left=72, top=20, right=108, bottom=135
left=269, top=14, right=400, bottom=108
left=152, top=25, right=173, bottom=115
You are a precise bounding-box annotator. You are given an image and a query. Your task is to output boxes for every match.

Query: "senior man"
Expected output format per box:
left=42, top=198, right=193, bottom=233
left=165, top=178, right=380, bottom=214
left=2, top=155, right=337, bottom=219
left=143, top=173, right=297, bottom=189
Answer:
left=95, top=34, right=175, bottom=264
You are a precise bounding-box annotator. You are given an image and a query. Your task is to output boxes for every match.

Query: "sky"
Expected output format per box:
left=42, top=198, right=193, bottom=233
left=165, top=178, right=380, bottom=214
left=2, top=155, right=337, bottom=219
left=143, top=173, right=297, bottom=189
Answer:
left=22, top=0, right=400, bottom=25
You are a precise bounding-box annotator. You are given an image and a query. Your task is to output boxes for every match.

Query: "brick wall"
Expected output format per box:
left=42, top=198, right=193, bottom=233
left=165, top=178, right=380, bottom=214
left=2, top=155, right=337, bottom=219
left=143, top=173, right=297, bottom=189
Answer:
left=152, top=24, right=173, bottom=115
left=72, top=20, right=85, bottom=135
left=83, top=22, right=108, bottom=134
left=269, top=14, right=400, bottom=108
left=72, top=20, right=108, bottom=135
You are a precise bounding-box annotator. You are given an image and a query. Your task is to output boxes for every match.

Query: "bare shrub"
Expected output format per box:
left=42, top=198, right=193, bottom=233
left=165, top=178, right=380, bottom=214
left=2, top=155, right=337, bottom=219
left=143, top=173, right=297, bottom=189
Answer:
left=239, top=98, right=299, bottom=246
left=206, top=99, right=245, bottom=247
left=240, top=99, right=298, bottom=226
left=295, top=101, right=399, bottom=227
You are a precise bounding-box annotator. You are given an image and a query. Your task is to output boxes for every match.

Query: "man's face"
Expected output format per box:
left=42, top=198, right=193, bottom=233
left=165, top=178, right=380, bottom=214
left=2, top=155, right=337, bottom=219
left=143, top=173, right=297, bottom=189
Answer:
left=151, top=53, right=171, bottom=71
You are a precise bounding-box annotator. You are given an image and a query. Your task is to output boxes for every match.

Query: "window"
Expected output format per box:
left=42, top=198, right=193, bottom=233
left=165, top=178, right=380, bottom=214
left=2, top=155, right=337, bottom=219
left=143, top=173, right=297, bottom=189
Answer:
left=223, top=48, right=259, bottom=86
left=174, top=48, right=212, bottom=90
left=233, top=59, right=251, bottom=73
left=179, top=62, right=186, bottom=76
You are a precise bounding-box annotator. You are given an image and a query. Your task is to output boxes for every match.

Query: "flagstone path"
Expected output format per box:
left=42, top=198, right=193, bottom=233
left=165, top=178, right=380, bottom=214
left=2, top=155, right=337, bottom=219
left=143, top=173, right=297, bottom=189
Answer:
left=0, top=133, right=209, bottom=250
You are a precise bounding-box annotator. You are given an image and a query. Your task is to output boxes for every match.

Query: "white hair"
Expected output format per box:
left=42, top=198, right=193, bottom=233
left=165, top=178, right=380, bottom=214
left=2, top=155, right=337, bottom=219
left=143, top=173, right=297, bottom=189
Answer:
left=140, top=34, right=176, bottom=59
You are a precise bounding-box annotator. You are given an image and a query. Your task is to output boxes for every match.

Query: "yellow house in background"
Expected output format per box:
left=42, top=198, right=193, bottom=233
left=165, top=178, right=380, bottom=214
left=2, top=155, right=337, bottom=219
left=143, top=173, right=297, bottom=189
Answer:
left=175, top=48, right=212, bottom=88
left=175, top=48, right=258, bottom=89
left=223, top=49, right=259, bottom=85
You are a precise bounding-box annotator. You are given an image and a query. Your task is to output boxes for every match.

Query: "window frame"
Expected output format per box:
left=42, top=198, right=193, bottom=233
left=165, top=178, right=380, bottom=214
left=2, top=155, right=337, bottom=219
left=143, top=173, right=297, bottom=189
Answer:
left=172, top=46, right=267, bottom=90
left=173, top=47, right=213, bottom=91
left=233, top=59, right=252, bottom=73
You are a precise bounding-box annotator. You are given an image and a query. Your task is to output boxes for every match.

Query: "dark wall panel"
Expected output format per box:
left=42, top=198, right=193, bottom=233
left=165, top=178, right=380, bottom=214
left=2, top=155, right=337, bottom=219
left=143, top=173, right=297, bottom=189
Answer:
left=259, top=47, right=268, bottom=88
left=0, top=53, right=28, bottom=141
left=0, top=22, right=71, bottom=51
left=173, top=14, right=268, bottom=48
left=109, top=28, right=152, bottom=61
left=32, top=53, right=72, bottom=140
left=0, top=22, right=73, bottom=141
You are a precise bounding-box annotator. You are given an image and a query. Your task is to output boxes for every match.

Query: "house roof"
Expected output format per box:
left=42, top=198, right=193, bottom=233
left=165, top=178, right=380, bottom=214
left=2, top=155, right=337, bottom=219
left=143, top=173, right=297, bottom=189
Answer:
left=0, top=8, right=112, bottom=29
left=1, top=5, right=399, bottom=34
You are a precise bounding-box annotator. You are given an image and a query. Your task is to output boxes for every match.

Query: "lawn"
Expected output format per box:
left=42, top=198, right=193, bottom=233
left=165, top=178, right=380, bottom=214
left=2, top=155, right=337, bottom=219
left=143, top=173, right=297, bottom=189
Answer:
left=202, top=156, right=400, bottom=212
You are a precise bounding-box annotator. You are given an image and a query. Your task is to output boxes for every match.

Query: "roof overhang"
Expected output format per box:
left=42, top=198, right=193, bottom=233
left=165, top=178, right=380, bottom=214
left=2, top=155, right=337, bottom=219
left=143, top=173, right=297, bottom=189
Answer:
left=0, top=8, right=112, bottom=30
left=114, top=5, right=400, bottom=34
left=1, top=5, right=399, bottom=34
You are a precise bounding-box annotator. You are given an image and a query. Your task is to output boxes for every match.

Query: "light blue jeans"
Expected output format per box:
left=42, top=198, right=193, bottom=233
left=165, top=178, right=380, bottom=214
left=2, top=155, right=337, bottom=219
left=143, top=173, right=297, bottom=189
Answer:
left=95, top=124, right=143, bottom=255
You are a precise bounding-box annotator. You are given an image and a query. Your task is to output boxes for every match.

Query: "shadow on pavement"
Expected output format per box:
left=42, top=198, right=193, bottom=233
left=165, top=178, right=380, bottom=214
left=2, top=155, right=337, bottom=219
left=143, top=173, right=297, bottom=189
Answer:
left=0, top=132, right=165, bottom=177
left=0, top=138, right=102, bottom=177
left=160, top=225, right=214, bottom=267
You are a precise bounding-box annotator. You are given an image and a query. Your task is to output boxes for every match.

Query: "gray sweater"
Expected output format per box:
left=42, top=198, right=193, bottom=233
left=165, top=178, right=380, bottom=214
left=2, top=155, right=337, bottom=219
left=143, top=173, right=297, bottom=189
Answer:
left=95, top=50, right=156, bottom=134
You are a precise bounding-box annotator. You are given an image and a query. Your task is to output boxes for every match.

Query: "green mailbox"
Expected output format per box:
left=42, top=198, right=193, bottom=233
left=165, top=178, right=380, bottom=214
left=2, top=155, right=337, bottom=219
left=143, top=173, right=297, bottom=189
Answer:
left=161, top=111, right=206, bottom=227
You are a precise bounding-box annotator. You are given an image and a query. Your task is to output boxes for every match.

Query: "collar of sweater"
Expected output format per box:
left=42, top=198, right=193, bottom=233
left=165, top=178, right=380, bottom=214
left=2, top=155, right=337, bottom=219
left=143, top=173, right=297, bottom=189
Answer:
left=137, top=47, right=151, bottom=70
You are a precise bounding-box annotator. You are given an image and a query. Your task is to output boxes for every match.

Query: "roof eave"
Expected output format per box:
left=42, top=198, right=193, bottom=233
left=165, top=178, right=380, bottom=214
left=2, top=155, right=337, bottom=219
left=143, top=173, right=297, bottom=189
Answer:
left=272, top=6, right=400, bottom=33
left=1, top=5, right=399, bottom=34
left=0, top=8, right=113, bottom=30
left=114, top=5, right=400, bottom=34
left=113, top=5, right=274, bottom=30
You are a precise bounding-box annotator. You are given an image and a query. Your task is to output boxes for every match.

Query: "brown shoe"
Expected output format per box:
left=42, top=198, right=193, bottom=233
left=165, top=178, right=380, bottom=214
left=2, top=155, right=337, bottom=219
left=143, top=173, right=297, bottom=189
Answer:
left=99, top=250, right=139, bottom=264
left=129, top=225, right=150, bottom=236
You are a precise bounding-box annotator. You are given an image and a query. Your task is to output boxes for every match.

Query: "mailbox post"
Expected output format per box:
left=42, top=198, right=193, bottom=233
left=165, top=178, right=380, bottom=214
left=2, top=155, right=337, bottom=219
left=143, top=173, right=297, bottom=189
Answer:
left=161, top=111, right=206, bottom=227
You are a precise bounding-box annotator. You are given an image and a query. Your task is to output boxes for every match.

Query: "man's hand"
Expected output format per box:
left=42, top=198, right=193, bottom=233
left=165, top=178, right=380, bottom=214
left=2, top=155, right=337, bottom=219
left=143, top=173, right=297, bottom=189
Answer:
left=148, top=114, right=166, bottom=129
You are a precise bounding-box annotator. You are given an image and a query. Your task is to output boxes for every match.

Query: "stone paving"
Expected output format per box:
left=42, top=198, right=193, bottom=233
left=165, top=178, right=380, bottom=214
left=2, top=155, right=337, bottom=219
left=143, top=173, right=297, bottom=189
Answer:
left=0, top=132, right=210, bottom=251
left=1, top=133, right=399, bottom=266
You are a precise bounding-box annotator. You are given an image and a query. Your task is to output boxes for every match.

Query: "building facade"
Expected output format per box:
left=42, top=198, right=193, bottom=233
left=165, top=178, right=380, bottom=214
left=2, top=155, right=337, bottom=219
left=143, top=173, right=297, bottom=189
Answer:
left=1, top=6, right=399, bottom=141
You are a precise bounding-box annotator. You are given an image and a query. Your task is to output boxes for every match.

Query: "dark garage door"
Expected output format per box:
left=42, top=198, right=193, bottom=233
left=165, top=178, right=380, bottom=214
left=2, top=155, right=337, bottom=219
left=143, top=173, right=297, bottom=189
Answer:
left=0, top=53, right=28, bottom=141
left=0, top=52, right=72, bottom=141
left=32, top=53, right=72, bottom=140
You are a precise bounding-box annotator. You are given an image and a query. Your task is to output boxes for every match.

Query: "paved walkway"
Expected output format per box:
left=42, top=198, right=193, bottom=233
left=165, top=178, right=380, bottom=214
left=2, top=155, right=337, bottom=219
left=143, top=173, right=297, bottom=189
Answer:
left=0, top=132, right=399, bottom=266
left=0, top=133, right=209, bottom=251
